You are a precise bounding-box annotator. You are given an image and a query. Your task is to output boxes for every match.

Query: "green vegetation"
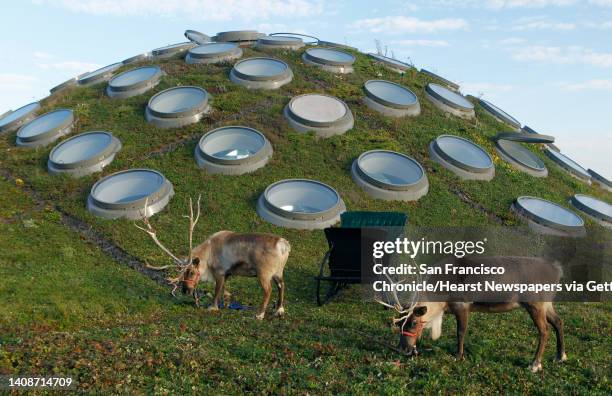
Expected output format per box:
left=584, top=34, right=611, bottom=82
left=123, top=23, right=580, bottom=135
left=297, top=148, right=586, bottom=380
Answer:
left=0, top=46, right=610, bottom=394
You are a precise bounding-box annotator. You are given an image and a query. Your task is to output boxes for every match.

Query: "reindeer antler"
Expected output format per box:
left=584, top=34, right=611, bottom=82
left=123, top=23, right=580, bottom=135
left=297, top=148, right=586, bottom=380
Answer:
left=134, top=195, right=201, bottom=270
left=134, top=198, right=186, bottom=269
left=183, top=195, right=201, bottom=268
left=374, top=273, right=418, bottom=325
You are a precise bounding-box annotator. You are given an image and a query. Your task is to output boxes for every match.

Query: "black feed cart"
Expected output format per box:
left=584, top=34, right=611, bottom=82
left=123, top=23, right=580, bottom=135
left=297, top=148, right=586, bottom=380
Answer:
left=315, top=211, right=407, bottom=306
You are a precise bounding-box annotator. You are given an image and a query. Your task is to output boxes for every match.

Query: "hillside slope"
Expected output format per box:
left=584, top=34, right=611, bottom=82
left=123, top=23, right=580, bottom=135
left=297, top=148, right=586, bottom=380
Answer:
left=0, top=42, right=610, bottom=393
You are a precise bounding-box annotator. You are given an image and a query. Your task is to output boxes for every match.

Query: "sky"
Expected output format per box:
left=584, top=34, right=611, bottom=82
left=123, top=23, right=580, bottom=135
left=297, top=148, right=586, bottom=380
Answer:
left=1, top=0, right=611, bottom=178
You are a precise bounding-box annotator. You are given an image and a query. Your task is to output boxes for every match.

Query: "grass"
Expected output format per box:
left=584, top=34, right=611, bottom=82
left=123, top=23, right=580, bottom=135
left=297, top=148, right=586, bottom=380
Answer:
left=0, top=45, right=610, bottom=394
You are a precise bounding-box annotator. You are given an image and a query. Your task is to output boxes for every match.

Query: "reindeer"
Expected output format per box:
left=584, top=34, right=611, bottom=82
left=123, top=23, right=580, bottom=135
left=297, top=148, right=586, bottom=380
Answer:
left=135, top=196, right=291, bottom=320
left=378, top=256, right=567, bottom=372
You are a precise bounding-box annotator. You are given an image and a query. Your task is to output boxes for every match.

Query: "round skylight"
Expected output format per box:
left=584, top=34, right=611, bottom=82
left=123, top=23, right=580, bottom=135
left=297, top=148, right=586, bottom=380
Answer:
left=269, top=32, right=319, bottom=45
left=16, top=109, right=75, bottom=148
left=107, top=66, right=164, bottom=99
left=425, top=83, right=475, bottom=119
left=152, top=42, right=196, bottom=59
left=512, top=196, right=585, bottom=236
left=48, top=131, right=121, bottom=177
left=570, top=194, right=611, bottom=227
left=363, top=80, right=420, bottom=117
left=87, top=169, right=174, bottom=220
left=544, top=147, right=591, bottom=183
left=284, top=94, right=354, bottom=137
left=351, top=150, right=429, bottom=201
left=420, top=69, right=459, bottom=91
left=186, top=43, right=243, bottom=64
left=122, top=52, right=151, bottom=65
left=257, top=179, right=346, bottom=229
left=522, top=126, right=538, bottom=134
left=522, top=126, right=561, bottom=151
left=195, top=126, right=273, bottom=175
left=367, top=53, right=411, bottom=73
left=429, top=135, right=494, bottom=181
left=479, top=99, right=521, bottom=130
left=302, top=48, right=355, bottom=74
left=255, top=35, right=305, bottom=50
left=0, top=102, right=40, bottom=134
left=145, top=86, right=210, bottom=128
left=495, top=139, right=547, bottom=177
left=229, top=57, right=293, bottom=89
left=50, top=78, right=77, bottom=95
left=78, top=63, right=122, bottom=86
left=214, top=30, right=264, bottom=44
left=184, top=29, right=211, bottom=45
left=495, top=132, right=554, bottom=144
left=588, top=169, right=611, bottom=192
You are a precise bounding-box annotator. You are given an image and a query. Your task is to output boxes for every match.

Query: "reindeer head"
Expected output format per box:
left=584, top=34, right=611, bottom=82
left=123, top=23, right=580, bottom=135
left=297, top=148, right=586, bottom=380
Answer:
left=135, top=195, right=202, bottom=304
left=375, top=273, right=429, bottom=356
left=181, top=257, right=201, bottom=296
left=395, top=305, right=428, bottom=355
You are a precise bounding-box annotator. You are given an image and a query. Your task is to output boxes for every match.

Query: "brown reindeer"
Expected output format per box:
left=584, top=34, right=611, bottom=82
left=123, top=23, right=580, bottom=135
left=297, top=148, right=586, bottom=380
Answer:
left=378, top=256, right=567, bottom=372
left=136, top=196, right=291, bottom=320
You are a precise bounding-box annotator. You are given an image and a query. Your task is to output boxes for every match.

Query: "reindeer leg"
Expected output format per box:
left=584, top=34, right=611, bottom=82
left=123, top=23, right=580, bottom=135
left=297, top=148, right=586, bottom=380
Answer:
left=208, top=275, right=225, bottom=311
left=455, top=307, right=469, bottom=360
left=546, top=305, right=567, bottom=362
left=273, top=276, right=285, bottom=317
left=525, top=304, right=549, bottom=372
left=256, top=275, right=272, bottom=320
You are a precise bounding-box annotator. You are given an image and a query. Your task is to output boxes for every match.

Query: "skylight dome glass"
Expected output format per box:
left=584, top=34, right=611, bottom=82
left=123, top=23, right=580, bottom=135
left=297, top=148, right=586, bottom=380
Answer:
left=255, top=35, right=305, bottom=50
left=0, top=102, right=40, bottom=134
left=195, top=126, right=273, bottom=175
left=495, top=139, right=547, bottom=177
left=545, top=148, right=591, bottom=183
left=214, top=30, right=264, bottom=44
left=302, top=48, right=355, bottom=74
left=229, top=57, right=293, bottom=89
left=145, top=86, right=210, bottom=128
left=107, top=66, right=164, bottom=99
left=367, top=53, right=411, bottom=73
left=186, top=43, right=242, bottom=64
left=87, top=169, right=174, bottom=220
left=50, top=78, right=77, bottom=94
left=425, top=83, right=475, bottom=119
left=122, top=52, right=151, bottom=65
left=420, top=69, right=459, bottom=91
left=269, top=32, right=319, bottom=45
left=78, top=63, right=122, bottom=86
left=570, top=194, right=612, bottom=227
left=513, top=196, right=585, bottom=236
left=48, top=131, right=121, bottom=177
left=495, top=132, right=554, bottom=144
left=351, top=150, right=429, bottom=201
left=479, top=99, right=521, bottom=130
left=185, top=29, right=211, bottom=45
left=16, top=109, right=75, bottom=148
left=429, top=135, right=494, bottom=180
left=588, top=169, right=612, bottom=192
left=363, top=80, right=420, bottom=117
left=257, top=179, right=346, bottom=229
left=152, top=42, right=196, bottom=59
left=284, top=94, right=354, bottom=137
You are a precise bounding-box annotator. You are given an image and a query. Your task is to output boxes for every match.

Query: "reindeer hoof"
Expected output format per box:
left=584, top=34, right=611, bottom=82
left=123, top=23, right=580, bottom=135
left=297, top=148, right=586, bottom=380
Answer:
left=556, top=353, right=567, bottom=363
left=255, top=312, right=265, bottom=320
left=207, top=305, right=220, bottom=312
left=274, top=307, right=285, bottom=317
left=529, top=362, right=543, bottom=373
